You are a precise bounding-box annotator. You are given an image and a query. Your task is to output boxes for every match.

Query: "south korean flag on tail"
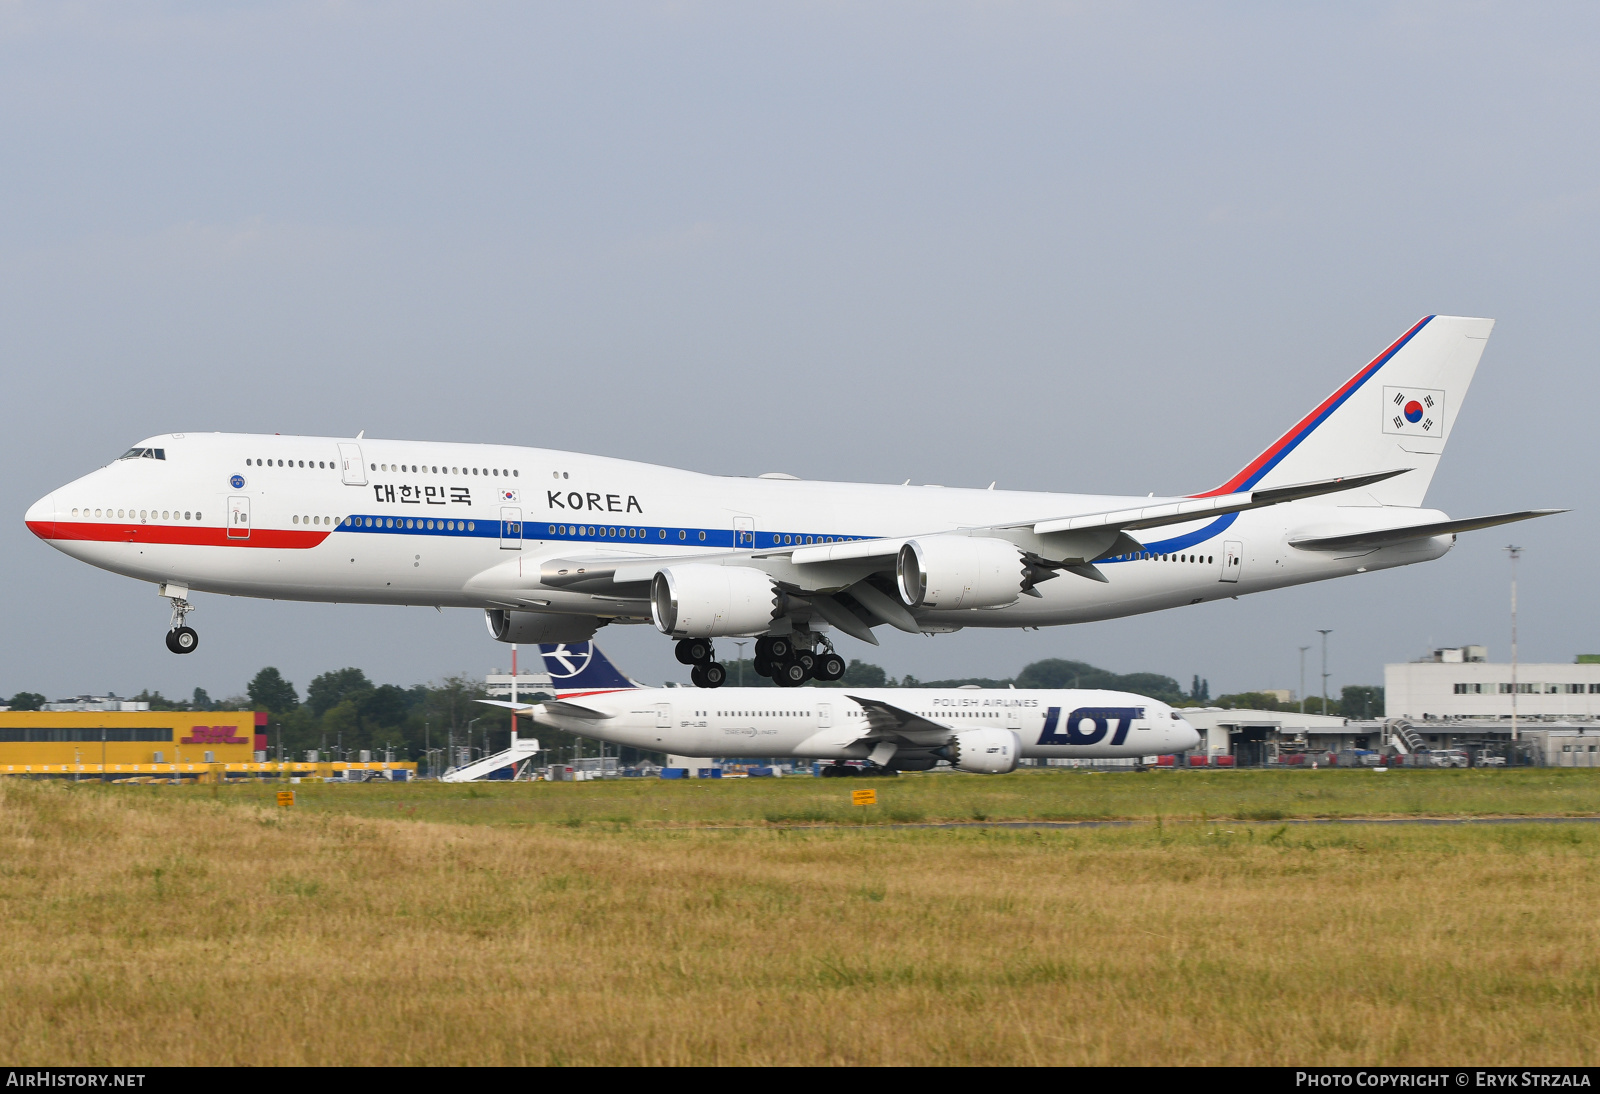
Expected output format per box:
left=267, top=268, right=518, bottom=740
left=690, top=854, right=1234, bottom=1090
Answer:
left=1382, top=386, right=1445, bottom=438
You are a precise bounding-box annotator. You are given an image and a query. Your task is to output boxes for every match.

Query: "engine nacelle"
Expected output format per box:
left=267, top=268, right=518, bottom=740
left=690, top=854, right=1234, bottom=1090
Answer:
left=896, top=536, right=1028, bottom=609
left=650, top=565, right=782, bottom=638
left=939, top=729, right=1021, bottom=774
left=484, top=609, right=606, bottom=645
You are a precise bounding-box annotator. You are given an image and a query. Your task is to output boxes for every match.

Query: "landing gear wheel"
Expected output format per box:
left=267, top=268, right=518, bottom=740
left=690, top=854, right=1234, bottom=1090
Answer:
left=675, top=638, right=712, bottom=665
left=814, top=653, right=846, bottom=681
left=821, top=762, right=854, bottom=778
left=690, top=663, right=727, bottom=688
left=774, top=661, right=808, bottom=687
left=166, top=626, right=199, bottom=655
left=765, top=637, right=793, bottom=661
left=794, top=651, right=816, bottom=677
left=753, top=657, right=774, bottom=679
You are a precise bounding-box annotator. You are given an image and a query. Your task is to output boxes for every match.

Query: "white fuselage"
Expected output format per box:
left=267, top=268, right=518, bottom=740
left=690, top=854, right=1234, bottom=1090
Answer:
left=533, top=686, right=1201, bottom=761
left=24, top=432, right=1452, bottom=631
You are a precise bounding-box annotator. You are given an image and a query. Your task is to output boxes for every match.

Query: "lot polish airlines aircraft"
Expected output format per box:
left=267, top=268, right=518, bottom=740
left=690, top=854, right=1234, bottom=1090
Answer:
left=26, top=315, right=1561, bottom=687
left=484, top=643, right=1201, bottom=774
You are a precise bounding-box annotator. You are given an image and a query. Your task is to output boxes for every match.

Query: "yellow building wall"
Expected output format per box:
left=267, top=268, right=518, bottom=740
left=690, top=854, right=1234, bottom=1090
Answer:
left=0, top=711, right=258, bottom=766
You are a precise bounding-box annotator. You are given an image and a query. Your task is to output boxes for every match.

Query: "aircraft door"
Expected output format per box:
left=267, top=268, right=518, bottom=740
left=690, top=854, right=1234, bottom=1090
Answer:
left=817, top=703, right=832, bottom=728
left=734, top=515, right=755, bottom=549
left=1220, top=540, right=1243, bottom=583
left=500, top=508, right=523, bottom=550
left=227, top=496, right=250, bottom=540
left=337, top=444, right=367, bottom=486
left=656, top=704, right=672, bottom=729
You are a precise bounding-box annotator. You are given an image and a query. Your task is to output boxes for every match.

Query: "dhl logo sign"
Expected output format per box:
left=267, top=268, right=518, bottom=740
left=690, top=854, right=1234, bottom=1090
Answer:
left=180, top=726, right=248, bottom=745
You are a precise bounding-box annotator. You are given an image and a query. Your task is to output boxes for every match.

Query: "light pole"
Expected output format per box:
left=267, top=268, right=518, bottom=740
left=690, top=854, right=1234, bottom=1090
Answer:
left=1298, top=646, right=1311, bottom=714
left=1507, top=545, right=1522, bottom=744
left=1317, top=630, right=1333, bottom=715
left=734, top=641, right=748, bottom=687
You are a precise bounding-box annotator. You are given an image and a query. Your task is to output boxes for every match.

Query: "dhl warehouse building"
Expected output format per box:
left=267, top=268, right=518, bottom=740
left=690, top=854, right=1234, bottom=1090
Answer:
left=0, top=707, right=414, bottom=780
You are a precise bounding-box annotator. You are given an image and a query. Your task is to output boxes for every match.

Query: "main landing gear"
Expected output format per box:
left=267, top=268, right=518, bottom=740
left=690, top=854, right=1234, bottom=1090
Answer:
left=676, top=638, right=727, bottom=688
left=752, top=636, right=845, bottom=688
left=677, top=635, right=847, bottom=689
left=163, top=590, right=199, bottom=655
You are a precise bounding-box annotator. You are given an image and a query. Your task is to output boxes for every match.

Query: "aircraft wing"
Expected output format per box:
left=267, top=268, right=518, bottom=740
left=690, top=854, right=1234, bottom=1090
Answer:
left=782, top=469, right=1409, bottom=568
left=1289, top=509, right=1567, bottom=552
left=845, top=695, right=955, bottom=744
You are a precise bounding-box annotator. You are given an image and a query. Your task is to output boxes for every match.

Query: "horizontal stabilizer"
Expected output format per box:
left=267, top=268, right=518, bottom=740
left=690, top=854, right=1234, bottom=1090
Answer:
left=476, top=698, right=615, bottom=720
left=1289, top=509, right=1567, bottom=552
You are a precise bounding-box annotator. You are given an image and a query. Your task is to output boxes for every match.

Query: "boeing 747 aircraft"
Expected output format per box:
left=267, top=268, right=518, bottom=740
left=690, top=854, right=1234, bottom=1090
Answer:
left=480, top=642, right=1200, bottom=775
left=25, top=315, right=1561, bottom=687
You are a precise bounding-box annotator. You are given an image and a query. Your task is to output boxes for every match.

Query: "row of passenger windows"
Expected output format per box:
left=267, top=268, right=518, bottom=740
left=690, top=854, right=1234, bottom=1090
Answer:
left=243, top=457, right=519, bottom=479
left=375, top=463, right=517, bottom=477
left=770, top=534, right=863, bottom=546
left=1455, top=683, right=1600, bottom=694
left=552, top=525, right=697, bottom=541
left=1111, top=551, right=1215, bottom=563
left=72, top=508, right=201, bottom=520
left=349, top=516, right=476, bottom=531
left=716, top=710, right=812, bottom=718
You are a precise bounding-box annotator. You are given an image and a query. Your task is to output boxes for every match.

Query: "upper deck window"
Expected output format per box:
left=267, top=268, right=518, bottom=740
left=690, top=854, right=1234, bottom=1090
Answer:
left=118, top=448, right=165, bottom=461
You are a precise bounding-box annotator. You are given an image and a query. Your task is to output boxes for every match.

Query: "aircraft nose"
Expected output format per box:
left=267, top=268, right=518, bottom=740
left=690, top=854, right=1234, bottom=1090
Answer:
left=24, top=491, right=56, bottom=540
left=1174, top=717, right=1201, bottom=752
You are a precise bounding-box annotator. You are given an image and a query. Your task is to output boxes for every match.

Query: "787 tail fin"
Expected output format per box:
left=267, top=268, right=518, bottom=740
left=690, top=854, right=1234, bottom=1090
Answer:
left=536, top=642, right=637, bottom=696
left=1204, top=315, right=1493, bottom=507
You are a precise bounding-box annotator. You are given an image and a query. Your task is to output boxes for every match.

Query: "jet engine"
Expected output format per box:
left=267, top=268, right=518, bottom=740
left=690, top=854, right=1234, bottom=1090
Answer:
left=650, top=564, right=782, bottom=638
left=938, top=729, right=1021, bottom=774
left=896, top=536, right=1029, bottom=609
left=484, top=609, right=606, bottom=645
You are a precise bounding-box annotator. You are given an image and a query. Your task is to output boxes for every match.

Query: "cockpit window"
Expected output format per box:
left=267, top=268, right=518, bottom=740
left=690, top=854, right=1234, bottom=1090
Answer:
left=118, top=448, right=166, bottom=461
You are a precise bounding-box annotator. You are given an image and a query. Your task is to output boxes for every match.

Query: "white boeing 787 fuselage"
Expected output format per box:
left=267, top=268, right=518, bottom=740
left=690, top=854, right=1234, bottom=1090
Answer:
left=24, top=315, right=1559, bottom=682
left=526, top=687, right=1201, bottom=770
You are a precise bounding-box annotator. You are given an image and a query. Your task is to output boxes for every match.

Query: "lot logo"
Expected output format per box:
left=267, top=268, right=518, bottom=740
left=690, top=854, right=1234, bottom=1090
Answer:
left=181, top=726, right=247, bottom=745
left=1037, top=706, right=1143, bottom=747
left=541, top=644, right=593, bottom=680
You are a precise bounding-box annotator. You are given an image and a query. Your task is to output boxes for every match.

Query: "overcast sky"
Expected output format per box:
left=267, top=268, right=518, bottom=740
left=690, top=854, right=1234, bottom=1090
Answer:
left=2, top=1, right=1595, bottom=704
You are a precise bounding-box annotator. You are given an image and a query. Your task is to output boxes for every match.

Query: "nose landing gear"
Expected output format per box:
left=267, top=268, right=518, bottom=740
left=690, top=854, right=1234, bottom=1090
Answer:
left=162, top=586, right=199, bottom=655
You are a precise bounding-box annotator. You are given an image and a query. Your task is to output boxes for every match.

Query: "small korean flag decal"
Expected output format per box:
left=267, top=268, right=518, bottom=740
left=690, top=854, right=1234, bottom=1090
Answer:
left=1382, top=386, right=1445, bottom=438
left=500, top=489, right=519, bottom=503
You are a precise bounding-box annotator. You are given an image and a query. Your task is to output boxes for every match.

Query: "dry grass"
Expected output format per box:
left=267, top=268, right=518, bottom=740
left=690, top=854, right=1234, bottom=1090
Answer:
left=1, top=779, right=1597, bottom=1065
left=258, top=767, right=1600, bottom=828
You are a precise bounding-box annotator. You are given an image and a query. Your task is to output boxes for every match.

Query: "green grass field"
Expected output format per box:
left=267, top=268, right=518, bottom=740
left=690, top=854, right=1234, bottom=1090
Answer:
left=2, top=771, right=1597, bottom=1065
left=247, top=766, right=1600, bottom=827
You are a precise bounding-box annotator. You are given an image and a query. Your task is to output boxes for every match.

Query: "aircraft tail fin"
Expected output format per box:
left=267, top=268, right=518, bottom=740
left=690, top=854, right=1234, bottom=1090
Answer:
left=1202, top=316, right=1494, bottom=507
left=536, top=642, right=638, bottom=695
